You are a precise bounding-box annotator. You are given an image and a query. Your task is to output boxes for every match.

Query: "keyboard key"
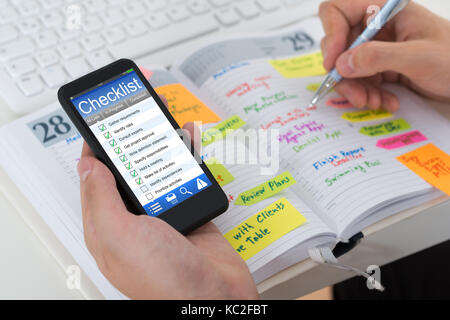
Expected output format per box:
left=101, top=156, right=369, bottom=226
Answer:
left=40, top=10, right=64, bottom=28
left=147, top=0, right=166, bottom=11
left=64, top=57, right=91, bottom=79
left=84, top=0, right=106, bottom=13
left=56, top=26, right=80, bottom=41
left=103, top=26, right=126, bottom=44
left=147, top=13, right=170, bottom=30
left=103, top=7, right=124, bottom=26
left=58, top=42, right=82, bottom=59
left=0, top=6, right=18, bottom=24
left=6, top=57, right=36, bottom=77
left=80, top=34, right=105, bottom=51
left=0, top=39, right=35, bottom=61
left=188, top=0, right=210, bottom=15
left=86, top=50, right=113, bottom=69
left=35, top=49, right=59, bottom=67
left=17, top=74, right=44, bottom=96
left=41, top=65, right=67, bottom=88
left=235, top=2, right=260, bottom=19
left=39, top=0, right=62, bottom=10
left=209, top=0, right=230, bottom=7
left=0, top=26, right=18, bottom=44
left=82, top=15, right=104, bottom=33
left=17, top=18, right=41, bottom=35
left=256, top=0, right=281, bottom=11
left=126, top=1, right=147, bottom=19
left=15, top=1, right=41, bottom=16
left=167, top=6, right=190, bottom=22
left=34, top=30, right=58, bottom=48
left=109, top=17, right=219, bottom=59
left=215, top=8, right=240, bottom=26
left=123, top=20, right=148, bottom=37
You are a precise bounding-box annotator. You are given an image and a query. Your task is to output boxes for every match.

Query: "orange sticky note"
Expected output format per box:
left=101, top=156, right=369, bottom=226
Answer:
left=155, top=83, right=221, bottom=127
left=397, top=143, right=450, bottom=195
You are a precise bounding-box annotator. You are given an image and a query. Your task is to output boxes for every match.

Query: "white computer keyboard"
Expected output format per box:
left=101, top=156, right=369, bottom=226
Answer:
left=0, top=0, right=320, bottom=114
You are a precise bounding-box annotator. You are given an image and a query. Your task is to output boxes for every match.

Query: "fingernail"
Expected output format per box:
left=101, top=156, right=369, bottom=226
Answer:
left=337, top=51, right=355, bottom=75
left=77, top=158, right=92, bottom=182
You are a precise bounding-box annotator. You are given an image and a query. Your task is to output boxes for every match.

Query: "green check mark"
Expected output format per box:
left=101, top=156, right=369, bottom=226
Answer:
left=114, top=147, right=122, bottom=155
left=119, top=155, right=128, bottom=162
left=104, top=132, right=111, bottom=139
left=135, top=178, right=143, bottom=186
left=109, top=139, right=117, bottom=147
left=98, top=124, right=106, bottom=132
left=125, top=162, right=133, bottom=170
left=130, top=170, right=138, bottom=178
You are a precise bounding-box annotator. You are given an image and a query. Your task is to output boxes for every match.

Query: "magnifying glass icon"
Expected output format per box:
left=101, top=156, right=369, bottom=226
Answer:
left=180, top=187, right=193, bottom=195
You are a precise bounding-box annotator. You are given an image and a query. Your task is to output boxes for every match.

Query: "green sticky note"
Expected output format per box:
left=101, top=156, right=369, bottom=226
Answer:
left=235, top=171, right=296, bottom=206
left=205, top=158, right=235, bottom=187
left=202, top=115, right=246, bottom=146
left=341, top=109, right=392, bottom=122
left=359, top=118, right=411, bottom=137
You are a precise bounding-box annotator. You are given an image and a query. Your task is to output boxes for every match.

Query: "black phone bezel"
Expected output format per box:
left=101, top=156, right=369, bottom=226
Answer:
left=58, top=59, right=228, bottom=235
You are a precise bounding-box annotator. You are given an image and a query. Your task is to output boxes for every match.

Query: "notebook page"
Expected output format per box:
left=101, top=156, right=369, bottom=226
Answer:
left=171, top=18, right=450, bottom=238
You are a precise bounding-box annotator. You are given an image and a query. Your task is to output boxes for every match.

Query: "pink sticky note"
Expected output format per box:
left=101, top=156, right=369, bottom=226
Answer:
left=139, top=67, right=153, bottom=80
left=376, top=131, right=428, bottom=150
left=326, top=97, right=353, bottom=109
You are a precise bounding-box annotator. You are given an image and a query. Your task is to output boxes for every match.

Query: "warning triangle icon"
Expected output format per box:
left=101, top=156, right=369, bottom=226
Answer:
left=197, top=178, right=208, bottom=190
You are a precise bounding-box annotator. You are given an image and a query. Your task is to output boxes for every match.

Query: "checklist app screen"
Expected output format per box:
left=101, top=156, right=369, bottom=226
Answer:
left=71, top=69, right=212, bottom=216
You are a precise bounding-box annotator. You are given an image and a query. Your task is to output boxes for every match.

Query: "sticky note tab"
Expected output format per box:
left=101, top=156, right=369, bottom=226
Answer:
left=326, top=97, right=353, bottom=109
left=397, top=143, right=450, bottom=195
left=155, top=83, right=221, bottom=128
left=341, top=109, right=392, bottom=122
left=235, top=171, right=296, bottom=206
left=224, top=197, right=307, bottom=261
left=359, top=118, right=411, bottom=137
left=376, top=131, right=428, bottom=150
left=269, top=52, right=327, bottom=78
left=139, top=67, right=153, bottom=80
left=306, top=83, right=321, bottom=92
left=202, top=115, right=246, bottom=146
left=205, top=158, right=235, bottom=187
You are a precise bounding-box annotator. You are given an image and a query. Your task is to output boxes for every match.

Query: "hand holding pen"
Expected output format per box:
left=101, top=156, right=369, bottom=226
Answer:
left=313, top=0, right=450, bottom=111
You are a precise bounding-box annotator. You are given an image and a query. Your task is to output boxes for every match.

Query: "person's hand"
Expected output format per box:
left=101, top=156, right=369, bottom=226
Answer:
left=319, top=0, right=450, bottom=112
left=76, top=97, right=259, bottom=300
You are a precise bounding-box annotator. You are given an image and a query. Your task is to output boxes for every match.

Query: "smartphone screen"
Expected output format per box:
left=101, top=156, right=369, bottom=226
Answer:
left=70, top=69, right=212, bottom=217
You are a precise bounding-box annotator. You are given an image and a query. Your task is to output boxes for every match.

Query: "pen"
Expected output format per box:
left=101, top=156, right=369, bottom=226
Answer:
left=309, top=0, right=411, bottom=107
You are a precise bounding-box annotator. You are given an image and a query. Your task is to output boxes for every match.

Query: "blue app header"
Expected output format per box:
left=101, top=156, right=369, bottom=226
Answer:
left=71, top=71, right=146, bottom=118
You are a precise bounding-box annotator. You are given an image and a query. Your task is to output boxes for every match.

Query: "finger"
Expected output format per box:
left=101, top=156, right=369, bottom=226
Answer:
left=380, top=89, right=399, bottom=112
left=81, top=141, right=95, bottom=158
left=364, top=82, right=382, bottom=110
left=183, top=122, right=201, bottom=153
left=335, top=40, right=431, bottom=79
left=334, top=79, right=368, bottom=109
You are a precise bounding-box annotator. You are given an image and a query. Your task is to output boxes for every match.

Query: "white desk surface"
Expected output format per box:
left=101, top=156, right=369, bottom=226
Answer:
left=0, top=0, right=449, bottom=300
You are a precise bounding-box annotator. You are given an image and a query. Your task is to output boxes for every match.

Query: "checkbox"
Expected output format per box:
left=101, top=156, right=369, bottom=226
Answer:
left=109, top=139, right=117, bottom=147
left=98, top=124, right=106, bottom=132
left=114, top=147, right=122, bottom=155
left=119, top=155, right=128, bottom=162
left=103, top=132, right=111, bottom=139
left=135, top=177, right=143, bottom=185
left=130, top=170, right=138, bottom=178
left=140, top=186, right=149, bottom=193
left=124, top=162, right=133, bottom=170
left=145, top=193, right=154, bottom=201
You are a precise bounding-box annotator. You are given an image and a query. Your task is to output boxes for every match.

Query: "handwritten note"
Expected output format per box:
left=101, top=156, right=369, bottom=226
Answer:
left=224, top=198, right=307, bottom=261
left=326, top=97, right=353, bottom=109
left=155, top=83, right=221, bottom=128
left=269, top=51, right=327, bottom=78
left=202, top=115, right=246, bottom=146
left=397, top=144, right=450, bottom=195
left=359, top=118, right=411, bottom=137
left=205, top=158, right=235, bottom=187
left=376, top=131, right=427, bottom=150
left=235, top=171, right=296, bottom=206
left=341, top=109, right=392, bottom=122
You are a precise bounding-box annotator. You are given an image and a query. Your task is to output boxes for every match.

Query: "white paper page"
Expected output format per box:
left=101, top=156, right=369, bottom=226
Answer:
left=171, top=18, right=450, bottom=237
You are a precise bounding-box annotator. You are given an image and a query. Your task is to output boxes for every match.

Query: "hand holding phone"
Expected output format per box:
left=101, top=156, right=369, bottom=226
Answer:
left=59, top=59, right=228, bottom=234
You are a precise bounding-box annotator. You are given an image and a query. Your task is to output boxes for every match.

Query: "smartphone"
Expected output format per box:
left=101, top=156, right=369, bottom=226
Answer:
left=58, top=59, right=228, bottom=234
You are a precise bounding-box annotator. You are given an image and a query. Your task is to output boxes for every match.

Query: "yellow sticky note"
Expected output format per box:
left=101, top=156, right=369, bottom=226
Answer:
left=224, top=198, right=307, bottom=261
left=235, top=171, right=296, bottom=206
left=205, top=158, right=235, bottom=187
left=155, top=83, right=221, bottom=128
left=269, top=52, right=327, bottom=78
left=341, top=109, right=392, bottom=123
left=397, top=143, right=450, bottom=196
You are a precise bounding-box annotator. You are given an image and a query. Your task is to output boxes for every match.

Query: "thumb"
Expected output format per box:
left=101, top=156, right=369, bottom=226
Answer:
left=335, top=40, right=428, bottom=78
